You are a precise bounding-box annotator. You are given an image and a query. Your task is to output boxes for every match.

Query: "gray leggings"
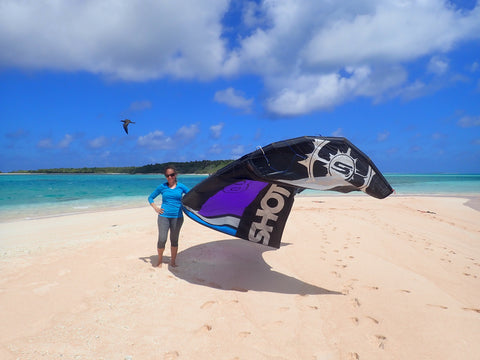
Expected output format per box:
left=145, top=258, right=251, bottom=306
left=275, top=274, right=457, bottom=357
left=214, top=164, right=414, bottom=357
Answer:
left=157, top=216, right=184, bottom=249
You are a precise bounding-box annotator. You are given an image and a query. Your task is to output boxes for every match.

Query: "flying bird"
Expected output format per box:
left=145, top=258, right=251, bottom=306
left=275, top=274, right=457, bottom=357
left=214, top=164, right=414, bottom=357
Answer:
left=121, top=119, right=135, bottom=134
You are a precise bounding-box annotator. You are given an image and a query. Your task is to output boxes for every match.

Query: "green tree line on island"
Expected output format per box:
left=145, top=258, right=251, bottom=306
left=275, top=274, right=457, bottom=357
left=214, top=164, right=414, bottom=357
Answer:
left=9, top=160, right=233, bottom=175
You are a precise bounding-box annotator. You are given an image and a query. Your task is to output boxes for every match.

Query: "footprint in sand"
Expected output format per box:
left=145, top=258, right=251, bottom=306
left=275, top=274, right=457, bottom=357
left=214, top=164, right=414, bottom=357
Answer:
left=200, top=300, right=216, bottom=309
left=164, top=351, right=179, bottom=360
left=196, top=324, right=212, bottom=333
left=426, top=304, right=448, bottom=310
left=462, top=307, right=480, bottom=314
left=331, top=271, right=341, bottom=278
left=342, top=284, right=354, bottom=295
left=366, top=316, right=379, bottom=324
left=349, top=352, right=360, bottom=359
left=352, top=298, right=361, bottom=307
left=238, top=331, right=251, bottom=338
left=399, top=289, right=411, bottom=294
left=375, top=335, right=387, bottom=349
left=351, top=317, right=359, bottom=325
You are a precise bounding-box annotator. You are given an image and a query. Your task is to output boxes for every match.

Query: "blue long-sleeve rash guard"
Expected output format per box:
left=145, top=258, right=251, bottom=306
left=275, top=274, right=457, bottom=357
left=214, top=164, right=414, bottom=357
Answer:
left=148, top=182, right=190, bottom=218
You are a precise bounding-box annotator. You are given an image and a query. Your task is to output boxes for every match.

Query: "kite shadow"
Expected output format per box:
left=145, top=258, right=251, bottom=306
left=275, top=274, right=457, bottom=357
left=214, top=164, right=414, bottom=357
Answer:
left=165, top=239, right=341, bottom=295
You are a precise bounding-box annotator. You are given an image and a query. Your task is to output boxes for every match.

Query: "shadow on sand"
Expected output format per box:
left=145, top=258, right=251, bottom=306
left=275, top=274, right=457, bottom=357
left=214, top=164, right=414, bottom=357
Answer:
left=140, top=239, right=341, bottom=295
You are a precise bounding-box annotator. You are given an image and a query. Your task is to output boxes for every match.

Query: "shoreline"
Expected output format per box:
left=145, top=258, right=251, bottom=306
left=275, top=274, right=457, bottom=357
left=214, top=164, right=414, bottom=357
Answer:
left=0, top=195, right=479, bottom=359
left=1, top=193, right=479, bottom=224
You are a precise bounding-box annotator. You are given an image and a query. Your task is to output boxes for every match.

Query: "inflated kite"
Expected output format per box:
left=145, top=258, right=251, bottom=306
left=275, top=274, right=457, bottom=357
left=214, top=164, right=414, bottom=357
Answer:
left=182, top=136, right=393, bottom=248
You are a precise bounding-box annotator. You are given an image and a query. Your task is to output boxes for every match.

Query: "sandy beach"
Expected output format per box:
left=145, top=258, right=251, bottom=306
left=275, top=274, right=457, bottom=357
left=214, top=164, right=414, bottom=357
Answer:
left=0, top=195, right=479, bottom=359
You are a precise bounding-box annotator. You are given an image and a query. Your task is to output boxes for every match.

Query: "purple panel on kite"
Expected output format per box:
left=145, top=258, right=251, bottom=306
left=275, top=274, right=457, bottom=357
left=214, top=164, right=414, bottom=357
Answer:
left=198, top=180, right=268, bottom=217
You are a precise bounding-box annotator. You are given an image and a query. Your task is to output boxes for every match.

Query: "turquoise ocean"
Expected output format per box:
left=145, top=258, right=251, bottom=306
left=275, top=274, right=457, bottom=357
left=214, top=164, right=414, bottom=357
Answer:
left=1, top=173, right=479, bottom=222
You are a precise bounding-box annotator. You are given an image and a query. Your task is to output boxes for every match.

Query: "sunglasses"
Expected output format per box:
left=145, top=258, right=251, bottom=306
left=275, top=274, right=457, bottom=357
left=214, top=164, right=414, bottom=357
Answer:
left=165, top=173, right=176, bottom=178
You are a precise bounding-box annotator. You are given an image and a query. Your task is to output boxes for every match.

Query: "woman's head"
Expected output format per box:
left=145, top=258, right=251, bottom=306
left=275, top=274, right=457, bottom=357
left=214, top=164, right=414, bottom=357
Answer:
left=164, top=165, right=177, bottom=181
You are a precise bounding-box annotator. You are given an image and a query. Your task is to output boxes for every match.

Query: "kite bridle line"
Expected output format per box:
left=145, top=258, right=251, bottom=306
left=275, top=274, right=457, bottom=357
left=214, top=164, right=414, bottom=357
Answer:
left=256, top=144, right=307, bottom=174
left=256, top=146, right=270, bottom=167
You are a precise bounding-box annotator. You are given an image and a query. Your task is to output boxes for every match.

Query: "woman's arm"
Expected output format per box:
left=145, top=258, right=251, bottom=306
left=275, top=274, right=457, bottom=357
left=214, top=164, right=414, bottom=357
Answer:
left=148, top=186, right=164, bottom=214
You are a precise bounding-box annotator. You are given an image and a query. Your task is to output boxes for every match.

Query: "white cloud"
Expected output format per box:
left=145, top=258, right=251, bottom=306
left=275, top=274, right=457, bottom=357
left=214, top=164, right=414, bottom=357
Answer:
left=58, top=134, right=73, bottom=148
left=6, top=129, right=29, bottom=139
left=137, top=124, right=199, bottom=150
left=37, top=138, right=54, bottom=149
left=301, top=2, right=473, bottom=66
left=377, top=131, right=390, bottom=142
left=1, top=0, right=479, bottom=115
left=458, top=116, right=480, bottom=128
left=88, top=136, right=108, bottom=149
left=432, top=132, right=446, bottom=140
left=236, top=1, right=480, bottom=114
left=214, top=88, right=253, bottom=111
left=129, top=100, right=152, bottom=111
left=332, top=128, right=344, bottom=137
left=397, top=80, right=428, bottom=101
left=265, top=67, right=371, bottom=115
left=175, top=124, right=200, bottom=140
left=427, top=56, right=449, bottom=75
left=0, top=0, right=230, bottom=81
left=231, top=145, right=246, bottom=158
left=208, top=143, right=223, bottom=154
left=137, top=130, right=174, bottom=150
left=37, top=134, right=73, bottom=149
left=210, top=122, right=225, bottom=139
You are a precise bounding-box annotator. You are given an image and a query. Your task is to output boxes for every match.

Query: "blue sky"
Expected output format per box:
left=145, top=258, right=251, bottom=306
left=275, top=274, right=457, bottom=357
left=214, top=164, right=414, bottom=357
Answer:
left=1, top=0, right=479, bottom=173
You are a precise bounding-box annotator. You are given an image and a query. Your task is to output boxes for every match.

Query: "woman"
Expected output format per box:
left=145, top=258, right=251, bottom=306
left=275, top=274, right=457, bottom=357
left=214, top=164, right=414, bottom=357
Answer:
left=148, top=166, right=189, bottom=267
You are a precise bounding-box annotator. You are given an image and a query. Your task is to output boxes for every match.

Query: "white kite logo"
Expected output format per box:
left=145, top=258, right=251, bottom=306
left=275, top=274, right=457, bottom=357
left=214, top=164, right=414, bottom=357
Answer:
left=298, top=139, right=375, bottom=190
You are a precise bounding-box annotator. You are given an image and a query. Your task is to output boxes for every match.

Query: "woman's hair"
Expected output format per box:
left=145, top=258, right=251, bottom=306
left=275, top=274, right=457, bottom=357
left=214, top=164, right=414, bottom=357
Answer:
left=164, top=165, right=177, bottom=175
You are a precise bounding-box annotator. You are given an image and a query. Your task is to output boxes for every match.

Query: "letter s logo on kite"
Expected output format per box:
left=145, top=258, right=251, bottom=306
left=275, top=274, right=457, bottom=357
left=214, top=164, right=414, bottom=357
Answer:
left=248, top=185, right=291, bottom=245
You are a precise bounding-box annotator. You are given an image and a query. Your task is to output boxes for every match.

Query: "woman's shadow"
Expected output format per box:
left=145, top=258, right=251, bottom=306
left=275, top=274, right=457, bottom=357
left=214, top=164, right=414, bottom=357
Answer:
left=140, top=239, right=341, bottom=295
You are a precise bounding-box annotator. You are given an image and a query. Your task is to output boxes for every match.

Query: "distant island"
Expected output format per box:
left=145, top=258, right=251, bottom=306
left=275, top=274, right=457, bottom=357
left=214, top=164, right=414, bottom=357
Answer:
left=8, top=160, right=234, bottom=175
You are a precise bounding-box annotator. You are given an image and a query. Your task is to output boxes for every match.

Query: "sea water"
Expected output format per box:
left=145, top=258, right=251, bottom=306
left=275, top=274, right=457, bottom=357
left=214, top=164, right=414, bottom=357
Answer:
left=0, top=173, right=479, bottom=222
left=0, top=174, right=207, bottom=222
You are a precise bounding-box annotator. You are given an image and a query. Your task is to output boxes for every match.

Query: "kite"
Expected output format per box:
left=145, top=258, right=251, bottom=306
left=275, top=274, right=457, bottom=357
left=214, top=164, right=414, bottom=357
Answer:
left=182, top=136, right=393, bottom=248
left=121, top=119, right=135, bottom=134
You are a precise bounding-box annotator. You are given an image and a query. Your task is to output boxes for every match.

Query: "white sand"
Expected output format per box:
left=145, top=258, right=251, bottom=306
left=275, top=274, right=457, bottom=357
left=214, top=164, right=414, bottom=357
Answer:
left=0, top=196, right=479, bottom=359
